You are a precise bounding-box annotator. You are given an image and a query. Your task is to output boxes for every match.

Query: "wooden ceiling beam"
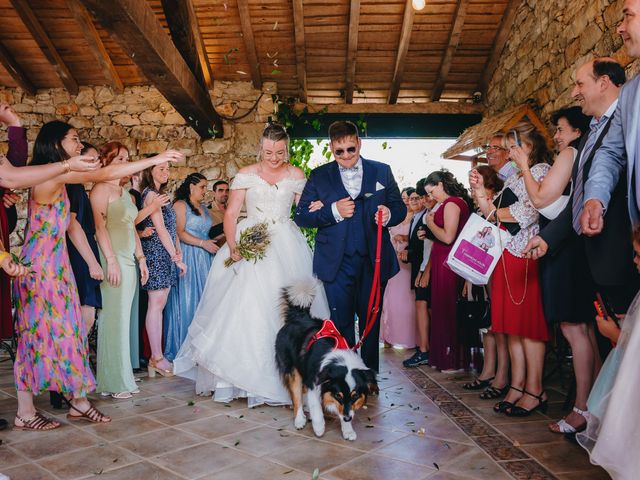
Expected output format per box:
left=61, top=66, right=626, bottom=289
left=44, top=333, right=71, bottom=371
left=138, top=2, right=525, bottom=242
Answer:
left=236, top=0, right=262, bottom=89
left=388, top=0, right=414, bottom=104
left=292, top=0, right=307, bottom=102
left=344, top=0, right=361, bottom=104
left=160, top=0, right=213, bottom=89
left=65, top=0, right=123, bottom=93
left=0, top=41, right=35, bottom=95
left=10, top=0, right=78, bottom=95
left=431, top=0, right=470, bottom=102
left=81, top=0, right=223, bottom=138
left=294, top=102, right=483, bottom=115
left=478, top=0, right=521, bottom=95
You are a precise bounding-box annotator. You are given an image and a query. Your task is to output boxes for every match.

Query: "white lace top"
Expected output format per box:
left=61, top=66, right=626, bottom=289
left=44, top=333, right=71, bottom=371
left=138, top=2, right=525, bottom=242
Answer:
left=230, top=172, right=306, bottom=223
left=500, top=163, right=551, bottom=258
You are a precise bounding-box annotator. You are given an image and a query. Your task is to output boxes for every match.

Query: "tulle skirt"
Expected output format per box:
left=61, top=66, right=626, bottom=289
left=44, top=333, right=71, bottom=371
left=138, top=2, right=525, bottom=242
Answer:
left=173, top=217, right=329, bottom=408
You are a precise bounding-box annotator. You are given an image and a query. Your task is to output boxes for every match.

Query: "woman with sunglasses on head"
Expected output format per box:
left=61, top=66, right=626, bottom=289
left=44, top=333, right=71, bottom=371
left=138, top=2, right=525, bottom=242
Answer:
left=12, top=120, right=183, bottom=430
left=422, top=170, right=471, bottom=373
left=470, top=120, right=553, bottom=417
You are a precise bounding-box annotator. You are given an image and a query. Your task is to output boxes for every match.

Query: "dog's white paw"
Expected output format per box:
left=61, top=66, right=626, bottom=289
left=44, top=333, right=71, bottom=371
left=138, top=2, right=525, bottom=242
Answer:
left=312, top=420, right=325, bottom=437
left=342, top=429, right=357, bottom=441
left=294, top=414, right=307, bottom=430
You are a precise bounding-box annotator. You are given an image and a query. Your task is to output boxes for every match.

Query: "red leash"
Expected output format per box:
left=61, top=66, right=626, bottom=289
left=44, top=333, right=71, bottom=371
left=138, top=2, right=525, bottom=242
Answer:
left=353, top=209, right=383, bottom=351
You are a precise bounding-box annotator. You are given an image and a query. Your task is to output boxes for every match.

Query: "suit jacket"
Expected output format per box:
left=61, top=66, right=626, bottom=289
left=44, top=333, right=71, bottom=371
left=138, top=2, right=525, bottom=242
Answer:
left=585, top=74, right=640, bottom=227
left=295, top=158, right=406, bottom=283
left=541, top=114, right=636, bottom=286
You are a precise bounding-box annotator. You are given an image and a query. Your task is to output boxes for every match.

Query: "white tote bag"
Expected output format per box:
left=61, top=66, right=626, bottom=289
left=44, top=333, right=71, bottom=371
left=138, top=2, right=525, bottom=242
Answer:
left=537, top=147, right=577, bottom=220
left=446, top=213, right=512, bottom=285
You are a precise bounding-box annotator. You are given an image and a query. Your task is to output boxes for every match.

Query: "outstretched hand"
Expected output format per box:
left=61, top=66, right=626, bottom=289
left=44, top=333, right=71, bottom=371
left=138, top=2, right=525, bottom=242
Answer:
left=68, top=155, right=101, bottom=172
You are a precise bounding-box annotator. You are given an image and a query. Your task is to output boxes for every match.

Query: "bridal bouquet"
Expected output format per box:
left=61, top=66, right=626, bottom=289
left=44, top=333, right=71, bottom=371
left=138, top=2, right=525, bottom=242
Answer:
left=224, top=221, right=271, bottom=267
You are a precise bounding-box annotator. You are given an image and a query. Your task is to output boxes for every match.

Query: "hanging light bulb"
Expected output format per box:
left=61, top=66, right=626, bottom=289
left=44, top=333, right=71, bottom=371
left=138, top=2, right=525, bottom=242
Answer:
left=412, top=0, right=425, bottom=11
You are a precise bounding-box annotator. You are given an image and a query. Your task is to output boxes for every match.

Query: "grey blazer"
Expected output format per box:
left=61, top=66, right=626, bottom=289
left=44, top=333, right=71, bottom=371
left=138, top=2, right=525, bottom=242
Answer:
left=584, top=74, right=640, bottom=227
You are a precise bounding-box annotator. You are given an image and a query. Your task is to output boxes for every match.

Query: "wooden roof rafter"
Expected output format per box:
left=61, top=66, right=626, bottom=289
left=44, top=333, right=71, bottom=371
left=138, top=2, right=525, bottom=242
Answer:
left=65, top=0, right=124, bottom=93
left=0, top=41, right=35, bottom=95
left=345, top=0, right=361, bottom=104
left=81, top=0, right=223, bottom=138
left=431, top=0, right=470, bottom=102
left=161, top=0, right=213, bottom=90
left=236, top=0, right=262, bottom=89
left=388, top=0, right=415, bottom=104
left=10, top=0, right=79, bottom=95
left=292, top=0, right=307, bottom=102
left=478, top=0, right=522, bottom=96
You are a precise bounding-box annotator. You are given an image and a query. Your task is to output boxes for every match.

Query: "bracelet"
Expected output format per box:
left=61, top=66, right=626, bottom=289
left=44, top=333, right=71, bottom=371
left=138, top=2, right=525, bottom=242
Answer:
left=62, top=159, right=71, bottom=174
left=136, top=254, right=146, bottom=262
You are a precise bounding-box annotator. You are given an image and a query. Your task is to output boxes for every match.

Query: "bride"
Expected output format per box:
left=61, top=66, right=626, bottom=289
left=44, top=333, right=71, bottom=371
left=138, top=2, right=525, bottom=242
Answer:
left=174, top=124, right=330, bottom=407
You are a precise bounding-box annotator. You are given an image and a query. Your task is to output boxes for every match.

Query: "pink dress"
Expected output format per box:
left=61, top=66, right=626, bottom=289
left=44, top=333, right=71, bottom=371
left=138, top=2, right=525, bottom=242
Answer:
left=380, top=220, right=417, bottom=348
left=13, top=188, right=96, bottom=396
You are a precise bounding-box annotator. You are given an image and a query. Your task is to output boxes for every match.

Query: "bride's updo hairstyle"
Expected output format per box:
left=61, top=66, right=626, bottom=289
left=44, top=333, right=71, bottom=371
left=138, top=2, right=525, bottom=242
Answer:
left=258, top=123, right=289, bottom=163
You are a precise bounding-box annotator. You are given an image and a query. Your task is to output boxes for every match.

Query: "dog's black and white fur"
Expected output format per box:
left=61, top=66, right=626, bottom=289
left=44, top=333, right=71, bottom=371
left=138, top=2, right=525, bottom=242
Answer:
left=275, top=279, right=377, bottom=441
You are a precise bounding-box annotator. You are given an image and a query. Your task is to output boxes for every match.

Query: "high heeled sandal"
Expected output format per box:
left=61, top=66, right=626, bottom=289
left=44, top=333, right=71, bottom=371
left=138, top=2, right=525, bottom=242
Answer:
left=462, top=376, right=495, bottom=390
left=506, top=390, right=548, bottom=417
left=493, top=386, right=523, bottom=413
left=480, top=383, right=510, bottom=400
left=549, top=406, right=590, bottom=433
left=148, top=357, right=175, bottom=378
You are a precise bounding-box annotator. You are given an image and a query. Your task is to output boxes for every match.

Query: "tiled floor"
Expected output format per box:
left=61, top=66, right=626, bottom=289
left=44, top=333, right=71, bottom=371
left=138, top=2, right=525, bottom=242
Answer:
left=0, top=348, right=610, bottom=479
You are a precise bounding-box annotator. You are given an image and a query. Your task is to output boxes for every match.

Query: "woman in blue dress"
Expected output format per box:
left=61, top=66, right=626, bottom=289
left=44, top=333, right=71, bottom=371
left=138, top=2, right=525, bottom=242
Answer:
left=164, top=173, right=218, bottom=360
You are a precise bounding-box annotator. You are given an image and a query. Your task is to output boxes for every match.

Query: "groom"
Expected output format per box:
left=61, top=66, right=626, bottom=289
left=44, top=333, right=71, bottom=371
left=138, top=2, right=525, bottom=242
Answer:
left=295, top=121, right=406, bottom=372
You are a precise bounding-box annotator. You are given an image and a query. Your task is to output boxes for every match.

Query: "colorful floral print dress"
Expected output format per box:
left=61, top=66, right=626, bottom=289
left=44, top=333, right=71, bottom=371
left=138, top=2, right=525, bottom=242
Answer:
left=13, top=187, right=96, bottom=396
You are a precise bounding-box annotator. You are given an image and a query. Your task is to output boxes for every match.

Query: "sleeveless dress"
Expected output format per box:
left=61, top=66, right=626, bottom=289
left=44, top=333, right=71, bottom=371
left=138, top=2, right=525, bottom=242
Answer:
left=13, top=188, right=95, bottom=396
left=379, top=220, right=417, bottom=348
left=428, top=196, right=470, bottom=370
left=174, top=172, right=330, bottom=407
left=140, top=188, right=178, bottom=291
left=164, top=202, right=214, bottom=361
left=96, top=189, right=139, bottom=394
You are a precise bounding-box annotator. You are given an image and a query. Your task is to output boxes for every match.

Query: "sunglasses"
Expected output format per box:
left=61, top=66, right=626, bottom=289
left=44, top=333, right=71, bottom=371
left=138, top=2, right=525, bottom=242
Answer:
left=334, top=146, right=357, bottom=157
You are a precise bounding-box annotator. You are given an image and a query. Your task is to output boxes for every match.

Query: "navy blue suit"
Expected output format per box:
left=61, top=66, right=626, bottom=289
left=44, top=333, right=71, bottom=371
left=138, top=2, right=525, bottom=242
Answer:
left=295, top=158, right=406, bottom=371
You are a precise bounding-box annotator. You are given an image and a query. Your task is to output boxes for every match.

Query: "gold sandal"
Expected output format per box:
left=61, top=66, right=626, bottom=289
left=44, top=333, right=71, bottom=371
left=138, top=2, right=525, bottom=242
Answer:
left=148, top=357, right=174, bottom=378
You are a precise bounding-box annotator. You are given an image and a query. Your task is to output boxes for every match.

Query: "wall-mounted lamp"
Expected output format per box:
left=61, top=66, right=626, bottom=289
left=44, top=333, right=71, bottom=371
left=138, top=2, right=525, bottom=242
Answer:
left=412, top=0, right=425, bottom=11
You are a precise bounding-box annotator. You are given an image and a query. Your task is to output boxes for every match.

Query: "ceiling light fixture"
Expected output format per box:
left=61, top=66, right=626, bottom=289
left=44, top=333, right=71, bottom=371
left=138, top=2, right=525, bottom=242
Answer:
left=412, top=0, right=425, bottom=11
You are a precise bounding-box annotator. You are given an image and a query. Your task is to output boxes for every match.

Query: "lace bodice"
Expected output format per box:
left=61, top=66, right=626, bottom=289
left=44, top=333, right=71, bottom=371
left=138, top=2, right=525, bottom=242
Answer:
left=230, top=172, right=306, bottom=222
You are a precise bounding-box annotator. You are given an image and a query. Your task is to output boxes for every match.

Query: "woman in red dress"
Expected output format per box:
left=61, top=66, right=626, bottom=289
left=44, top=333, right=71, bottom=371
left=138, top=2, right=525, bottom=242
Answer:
left=423, top=170, right=471, bottom=372
left=470, top=121, right=553, bottom=416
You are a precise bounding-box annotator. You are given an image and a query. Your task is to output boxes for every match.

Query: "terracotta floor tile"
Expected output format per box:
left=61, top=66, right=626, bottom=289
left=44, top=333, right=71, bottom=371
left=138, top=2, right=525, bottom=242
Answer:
left=215, top=425, right=310, bottom=456
left=154, top=441, right=253, bottom=478
left=145, top=403, right=220, bottom=426
left=202, top=456, right=309, bottom=480
left=555, top=468, right=611, bottom=480
left=324, top=453, right=435, bottom=480
left=315, top=422, right=408, bottom=451
left=495, top=420, right=569, bottom=446
left=369, top=407, right=451, bottom=435
left=523, top=441, right=603, bottom=474
left=1, top=463, right=58, bottom=480
left=175, top=413, right=259, bottom=440
left=375, top=434, right=478, bottom=468
left=453, top=417, right=498, bottom=437
left=499, top=459, right=558, bottom=480
left=473, top=434, right=530, bottom=461
left=6, top=425, right=100, bottom=460
left=76, top=461, right=185, bottom=479
left=270, top=438, right=364, bottom=473
left=440, top=448, right=512, bottom=479
left=0, top=444, right=29, bottom=469
left=113, top=427, right=206, bottom=457
left=36, top=444, right=139, bottom=479
left=83, top=414, right=166, bottom=441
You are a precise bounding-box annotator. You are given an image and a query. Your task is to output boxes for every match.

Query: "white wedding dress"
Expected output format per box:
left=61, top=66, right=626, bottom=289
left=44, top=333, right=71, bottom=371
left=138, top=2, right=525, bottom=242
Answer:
left=173, top=172, right=330, bottom=407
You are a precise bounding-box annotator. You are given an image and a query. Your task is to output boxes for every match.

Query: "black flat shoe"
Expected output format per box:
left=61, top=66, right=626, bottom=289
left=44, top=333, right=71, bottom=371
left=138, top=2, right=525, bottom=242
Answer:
left=493, top=386, right=523, bottom=413
left=506, top=390, right=548, bottom=417
left=462, top=376, right=494, bottom=390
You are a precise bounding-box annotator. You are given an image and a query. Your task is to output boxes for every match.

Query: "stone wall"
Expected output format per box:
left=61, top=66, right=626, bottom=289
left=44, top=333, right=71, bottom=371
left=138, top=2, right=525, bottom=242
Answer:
left=1, top=80, right=276, bottom=247
left=486, top=0, right=639, bottom=118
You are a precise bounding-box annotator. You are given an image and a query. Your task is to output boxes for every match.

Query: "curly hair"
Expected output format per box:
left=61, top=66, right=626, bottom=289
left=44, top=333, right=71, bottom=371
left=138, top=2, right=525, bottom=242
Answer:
left=99, top=141, right=129, bottom=167
left=424, top=169, right=473, bottom=210
left=174, top=172, right=207, bottom=216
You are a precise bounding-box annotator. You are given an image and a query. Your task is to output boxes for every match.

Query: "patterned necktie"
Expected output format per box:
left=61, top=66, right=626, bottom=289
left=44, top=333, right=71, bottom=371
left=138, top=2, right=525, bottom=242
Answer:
left=339, top=165, right=359, bottom=173
left=571, top=121, right=603, bottom=234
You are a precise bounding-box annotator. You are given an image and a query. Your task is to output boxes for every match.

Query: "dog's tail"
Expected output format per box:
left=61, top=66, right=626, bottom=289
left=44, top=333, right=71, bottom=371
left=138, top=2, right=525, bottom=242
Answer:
left=282, top=277, right=319, bottom=310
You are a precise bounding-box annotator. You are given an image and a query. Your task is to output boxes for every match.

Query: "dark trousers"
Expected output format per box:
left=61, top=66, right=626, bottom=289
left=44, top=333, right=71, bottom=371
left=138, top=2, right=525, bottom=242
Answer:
left=322, top=252, right=386, bottom=372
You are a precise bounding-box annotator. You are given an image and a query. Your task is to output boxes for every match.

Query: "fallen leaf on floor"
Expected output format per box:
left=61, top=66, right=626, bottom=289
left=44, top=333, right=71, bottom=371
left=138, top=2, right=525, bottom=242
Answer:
left=234, top=440, right=240, bottom=446
left=513, top=440, right=521, bottom=447
left=433, top=462, right=440, bottom=470
left=312, top=467, right=320, bottom=480
left=417, top=427, right=426, bottom=436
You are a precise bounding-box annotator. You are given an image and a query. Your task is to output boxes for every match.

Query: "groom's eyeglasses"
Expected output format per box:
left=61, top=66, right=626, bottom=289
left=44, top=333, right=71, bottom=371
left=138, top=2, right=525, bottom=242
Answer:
left=334, top=146, right=357, bottom=157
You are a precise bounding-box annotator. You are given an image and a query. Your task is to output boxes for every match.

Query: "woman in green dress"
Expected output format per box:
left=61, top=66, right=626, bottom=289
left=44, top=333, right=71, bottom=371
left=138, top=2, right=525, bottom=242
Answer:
left=91, top=141, right=149, bottom=399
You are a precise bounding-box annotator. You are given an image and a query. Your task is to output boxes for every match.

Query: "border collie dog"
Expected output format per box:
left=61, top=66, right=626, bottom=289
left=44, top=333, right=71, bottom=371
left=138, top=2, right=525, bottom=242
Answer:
left=275, top=279, right=377, bottom=441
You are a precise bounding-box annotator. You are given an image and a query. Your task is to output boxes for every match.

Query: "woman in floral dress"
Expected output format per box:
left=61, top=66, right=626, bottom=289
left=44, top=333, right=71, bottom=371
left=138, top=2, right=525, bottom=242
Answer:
left=13, top=120, right=183, bottom=430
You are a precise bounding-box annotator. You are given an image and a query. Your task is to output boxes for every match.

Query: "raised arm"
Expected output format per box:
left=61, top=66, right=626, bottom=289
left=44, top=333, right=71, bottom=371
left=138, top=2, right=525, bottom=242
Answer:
left=519, top=148, right=575, bottom=209
left=0, top=154, right=99, bottom=189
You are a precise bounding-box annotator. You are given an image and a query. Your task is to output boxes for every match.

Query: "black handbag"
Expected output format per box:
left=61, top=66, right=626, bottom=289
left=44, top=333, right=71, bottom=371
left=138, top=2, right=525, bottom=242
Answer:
left=456, top=286, right=491, bottom=330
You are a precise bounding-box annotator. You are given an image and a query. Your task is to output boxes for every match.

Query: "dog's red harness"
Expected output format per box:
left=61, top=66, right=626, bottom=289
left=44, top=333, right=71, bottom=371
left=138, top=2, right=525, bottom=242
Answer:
left=306, top=319, right=350, bottom=351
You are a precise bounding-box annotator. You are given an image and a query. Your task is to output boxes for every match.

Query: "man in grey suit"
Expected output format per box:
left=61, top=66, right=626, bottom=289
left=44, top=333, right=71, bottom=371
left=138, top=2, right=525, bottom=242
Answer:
left=581, top=0, right=640, bottom=231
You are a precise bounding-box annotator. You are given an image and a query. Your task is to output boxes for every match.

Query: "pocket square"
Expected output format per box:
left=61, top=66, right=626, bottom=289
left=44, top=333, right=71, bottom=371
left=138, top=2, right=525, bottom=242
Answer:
left=375, top=181, right=385, bottom=191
